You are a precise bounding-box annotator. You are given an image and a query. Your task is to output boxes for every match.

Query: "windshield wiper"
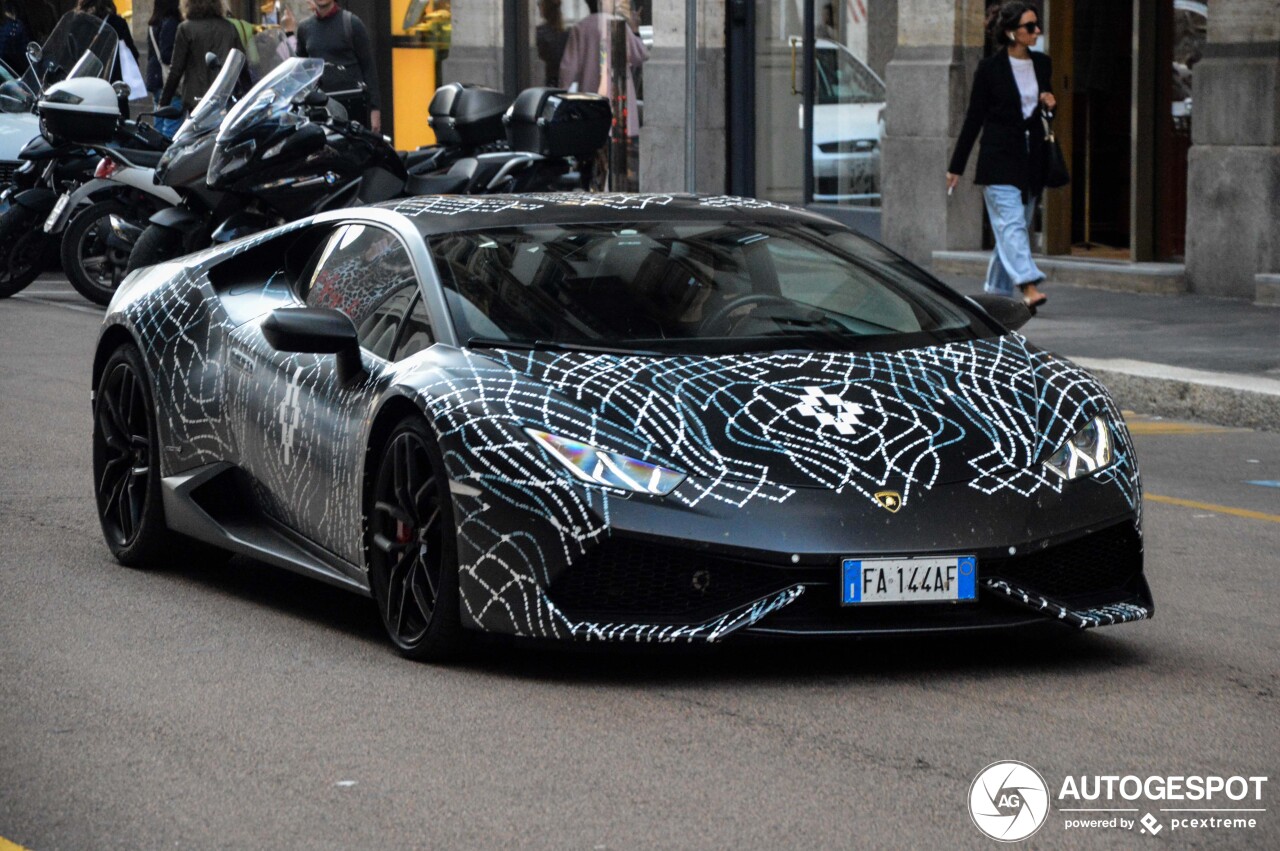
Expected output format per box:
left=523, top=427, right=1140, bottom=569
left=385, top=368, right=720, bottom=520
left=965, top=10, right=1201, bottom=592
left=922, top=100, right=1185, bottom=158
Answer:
left=466, top=337, right=659, bottom=356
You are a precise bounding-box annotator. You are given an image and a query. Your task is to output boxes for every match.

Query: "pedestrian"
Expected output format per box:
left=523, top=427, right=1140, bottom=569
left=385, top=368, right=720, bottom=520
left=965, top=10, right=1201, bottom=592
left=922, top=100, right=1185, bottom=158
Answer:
left=158, top=0, right=240, bottom=115
left=146, top=0, right=182, bottom=137
left=817, top=3, right=837, bottom=40
left=76, top=0, right=141, bottom=83
left=296, top=0, right=381, bottom=133
left=559, top=0, right=648, bottom=190
left=946, top=1, right=1055, bottom=311
left=535, top=0, right=567, bottom=88
left=0, top=1, right=30, bottom=74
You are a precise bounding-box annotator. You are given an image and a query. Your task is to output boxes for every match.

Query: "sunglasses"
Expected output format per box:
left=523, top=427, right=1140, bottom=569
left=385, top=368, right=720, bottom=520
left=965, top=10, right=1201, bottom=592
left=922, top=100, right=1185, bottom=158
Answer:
left=1018, top=21, right=1042, bottom=33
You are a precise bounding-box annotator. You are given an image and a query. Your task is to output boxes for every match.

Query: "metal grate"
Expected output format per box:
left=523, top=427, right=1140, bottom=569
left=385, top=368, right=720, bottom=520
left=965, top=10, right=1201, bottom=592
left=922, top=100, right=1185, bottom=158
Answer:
left=986, top=522, right=1143, bottom=601
left=548, top=539, right=795, bottom=624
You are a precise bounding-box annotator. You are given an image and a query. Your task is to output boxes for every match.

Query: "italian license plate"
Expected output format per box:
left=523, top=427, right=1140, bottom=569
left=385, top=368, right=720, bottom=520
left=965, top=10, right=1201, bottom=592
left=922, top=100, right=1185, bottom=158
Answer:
left=44, top=192, right=70, bottom=233
left=841, top=555, right=977, bottom=605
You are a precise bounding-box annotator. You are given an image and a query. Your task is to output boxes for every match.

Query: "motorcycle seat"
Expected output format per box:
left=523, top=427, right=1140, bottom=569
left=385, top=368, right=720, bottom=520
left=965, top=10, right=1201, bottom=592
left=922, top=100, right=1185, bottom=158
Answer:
left=405, top=172, right=469, bottom=196
left=109, top=148, right=165, bottom=169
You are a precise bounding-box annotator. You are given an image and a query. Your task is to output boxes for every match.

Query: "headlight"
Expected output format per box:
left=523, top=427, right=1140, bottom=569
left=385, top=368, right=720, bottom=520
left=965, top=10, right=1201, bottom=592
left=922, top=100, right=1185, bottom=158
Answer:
left=1043, top=415, right=1113, bottom=480
left=525, top=428, right=686, bottom=495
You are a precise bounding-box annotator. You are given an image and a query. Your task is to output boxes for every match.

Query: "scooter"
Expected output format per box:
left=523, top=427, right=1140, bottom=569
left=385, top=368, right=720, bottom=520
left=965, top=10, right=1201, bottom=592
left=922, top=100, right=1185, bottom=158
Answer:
left=0, top=43, right=169, bottom=298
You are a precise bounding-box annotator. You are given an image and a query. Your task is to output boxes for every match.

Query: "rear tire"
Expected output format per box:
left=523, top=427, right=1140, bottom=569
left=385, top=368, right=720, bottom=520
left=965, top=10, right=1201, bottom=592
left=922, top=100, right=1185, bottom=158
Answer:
left=0, top=205, right=51, bottom=298
left=367, top=417, right=463, bottom=662
left=126, top=223, right=184, bottom=273
left=62, top=198, right=131, bottom=306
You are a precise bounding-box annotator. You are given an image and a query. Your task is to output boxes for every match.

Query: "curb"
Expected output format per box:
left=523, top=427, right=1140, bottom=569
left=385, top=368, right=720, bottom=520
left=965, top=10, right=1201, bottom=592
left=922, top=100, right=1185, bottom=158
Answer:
left=1070, top=358, right=1280, bottom=433
left=934, top=251, right=1188, bottom=295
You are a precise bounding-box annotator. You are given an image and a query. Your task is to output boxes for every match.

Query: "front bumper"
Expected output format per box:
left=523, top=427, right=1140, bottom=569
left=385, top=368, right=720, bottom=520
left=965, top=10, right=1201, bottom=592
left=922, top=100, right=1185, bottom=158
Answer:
left=542, top=518, right=1151, bottom=642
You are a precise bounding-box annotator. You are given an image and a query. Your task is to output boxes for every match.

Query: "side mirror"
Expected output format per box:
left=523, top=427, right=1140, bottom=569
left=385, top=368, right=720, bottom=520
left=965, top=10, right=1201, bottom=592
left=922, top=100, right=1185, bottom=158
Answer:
left=25, top=42, right=41, bottom=66
left=303, top=89, right=328, bottom=107
left=0, top=80, right=35, bottom=114
left=969, top=294, right=1032, bottom=332
left=153, top=104, right=183, bottom=119
left=261, top=308, right=364, bottom=382
left=205, top=51, right=222, bottom=72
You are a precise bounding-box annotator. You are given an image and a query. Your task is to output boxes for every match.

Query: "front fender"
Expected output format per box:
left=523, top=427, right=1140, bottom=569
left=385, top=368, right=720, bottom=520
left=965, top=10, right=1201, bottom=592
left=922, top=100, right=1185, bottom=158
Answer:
left=149, top=205, right=202, bottom=230
left=12, top=187, right=58, bottom=214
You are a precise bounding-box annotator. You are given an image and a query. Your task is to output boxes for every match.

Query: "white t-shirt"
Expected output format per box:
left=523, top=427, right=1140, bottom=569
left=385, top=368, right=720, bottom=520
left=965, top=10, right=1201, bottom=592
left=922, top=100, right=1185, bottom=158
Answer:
left=1009, top=56, right=1039, bottom=119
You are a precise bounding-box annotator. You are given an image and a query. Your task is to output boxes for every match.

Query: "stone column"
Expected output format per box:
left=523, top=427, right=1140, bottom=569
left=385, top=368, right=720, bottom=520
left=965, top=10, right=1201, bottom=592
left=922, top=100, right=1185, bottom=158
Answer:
left=440, top=2, right=504, bottom=91
left=639, top=0, right=726, bottom=193
left=880, top=0, right=986, bottom=268
left=1184, top=0, right=1280, bottom=300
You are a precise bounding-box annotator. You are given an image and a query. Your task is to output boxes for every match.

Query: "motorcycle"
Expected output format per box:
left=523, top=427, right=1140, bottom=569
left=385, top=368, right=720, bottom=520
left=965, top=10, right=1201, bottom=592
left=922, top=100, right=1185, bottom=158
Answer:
left=0, top=31, right=169, bottom=299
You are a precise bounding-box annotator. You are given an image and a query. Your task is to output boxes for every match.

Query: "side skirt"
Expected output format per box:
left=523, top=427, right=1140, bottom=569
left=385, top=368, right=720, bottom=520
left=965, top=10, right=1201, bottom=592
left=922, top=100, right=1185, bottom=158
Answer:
left=161, top=462, right=371, bottom=597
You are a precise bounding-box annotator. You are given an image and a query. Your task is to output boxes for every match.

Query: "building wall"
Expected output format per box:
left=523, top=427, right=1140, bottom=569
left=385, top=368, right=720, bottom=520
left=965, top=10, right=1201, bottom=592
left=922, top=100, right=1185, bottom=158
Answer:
left=880, top=1, right=987, bottom=268
left=640, top=0, right=726, bottom=193
left=1184, top=0, right=1280, bottom=297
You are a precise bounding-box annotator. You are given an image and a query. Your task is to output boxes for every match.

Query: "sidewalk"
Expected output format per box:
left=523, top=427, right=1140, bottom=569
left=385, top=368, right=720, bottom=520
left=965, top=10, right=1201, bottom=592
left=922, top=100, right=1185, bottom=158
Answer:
left=941, top=275, right=1280, bottom=432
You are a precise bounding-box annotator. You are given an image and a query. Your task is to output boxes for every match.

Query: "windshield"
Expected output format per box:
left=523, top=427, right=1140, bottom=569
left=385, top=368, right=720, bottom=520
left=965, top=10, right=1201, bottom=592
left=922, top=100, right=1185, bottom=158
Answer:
left=431, top=221, right=993, bottom=355
left=171, top=49, right=246, bottom=145
left=216, top=57, right=323, bottom=143
left=815, top=41, right=885, bottom=105
left=19, top=12, right=117, bottom=97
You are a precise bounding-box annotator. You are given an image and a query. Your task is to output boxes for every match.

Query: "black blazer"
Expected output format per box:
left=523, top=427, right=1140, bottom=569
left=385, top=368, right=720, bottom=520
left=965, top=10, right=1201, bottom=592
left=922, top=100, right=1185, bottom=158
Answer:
left=948, top=51, right=1054, bottom=198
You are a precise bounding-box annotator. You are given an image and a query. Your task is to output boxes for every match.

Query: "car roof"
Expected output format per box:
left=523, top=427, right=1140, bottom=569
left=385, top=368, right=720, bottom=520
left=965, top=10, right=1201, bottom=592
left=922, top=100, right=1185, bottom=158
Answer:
left=373, top=193, right=842, bottom=238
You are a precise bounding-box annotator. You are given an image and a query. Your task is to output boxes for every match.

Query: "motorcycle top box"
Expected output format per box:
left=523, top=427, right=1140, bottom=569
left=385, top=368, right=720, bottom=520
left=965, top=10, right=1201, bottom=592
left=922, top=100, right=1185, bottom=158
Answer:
left=427, top=83, right=512, bottom=148
left=38, top=78, right=120, bottom=145
left=503, top=88, right=611, bottom=158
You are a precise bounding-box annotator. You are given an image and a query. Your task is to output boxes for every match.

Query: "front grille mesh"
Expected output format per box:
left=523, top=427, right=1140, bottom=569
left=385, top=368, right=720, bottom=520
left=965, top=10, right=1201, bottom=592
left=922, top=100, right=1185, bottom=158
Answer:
left=548, top=540, right=793, bottom=623
left=986, top=523, right=1143, bottom=601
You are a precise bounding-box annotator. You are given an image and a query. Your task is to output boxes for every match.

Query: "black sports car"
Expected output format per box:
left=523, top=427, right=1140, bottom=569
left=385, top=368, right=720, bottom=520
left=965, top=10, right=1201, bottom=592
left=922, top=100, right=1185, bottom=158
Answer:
left=93, top=194, right=1152, bottom=659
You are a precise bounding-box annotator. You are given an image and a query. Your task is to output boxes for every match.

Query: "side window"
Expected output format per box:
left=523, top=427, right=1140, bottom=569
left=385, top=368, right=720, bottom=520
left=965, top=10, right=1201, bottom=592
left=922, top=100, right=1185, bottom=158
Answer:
left=302, top=224, right=421, bottom=359
left=391, top=295, right=435, bottom=361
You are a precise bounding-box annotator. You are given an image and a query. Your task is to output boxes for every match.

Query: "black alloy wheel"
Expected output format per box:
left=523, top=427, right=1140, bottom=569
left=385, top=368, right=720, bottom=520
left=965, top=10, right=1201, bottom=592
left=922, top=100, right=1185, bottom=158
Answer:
left=92, top=344, right=177, bottom=565
left=368, top=417, right=461, bottom=661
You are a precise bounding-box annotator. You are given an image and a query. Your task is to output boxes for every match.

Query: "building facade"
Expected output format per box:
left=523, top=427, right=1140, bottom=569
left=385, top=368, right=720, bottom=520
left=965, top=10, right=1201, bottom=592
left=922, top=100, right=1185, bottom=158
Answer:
left=118, top=0, right=1278, bottom=301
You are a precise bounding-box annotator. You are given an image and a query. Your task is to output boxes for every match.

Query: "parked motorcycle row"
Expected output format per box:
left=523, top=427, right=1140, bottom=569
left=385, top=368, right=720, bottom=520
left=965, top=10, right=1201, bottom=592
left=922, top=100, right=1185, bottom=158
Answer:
left=0, top=12, right=612, bottom=307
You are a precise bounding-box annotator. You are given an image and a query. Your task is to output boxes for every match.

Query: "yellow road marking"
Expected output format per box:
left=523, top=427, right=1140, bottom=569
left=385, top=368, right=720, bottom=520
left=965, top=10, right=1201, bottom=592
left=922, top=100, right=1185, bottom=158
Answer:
left=1147, top=494, right=1280, bottom=524
left=0, top=837, right=31, bottom=851
left=1126, top=421, right=1232, bottom=435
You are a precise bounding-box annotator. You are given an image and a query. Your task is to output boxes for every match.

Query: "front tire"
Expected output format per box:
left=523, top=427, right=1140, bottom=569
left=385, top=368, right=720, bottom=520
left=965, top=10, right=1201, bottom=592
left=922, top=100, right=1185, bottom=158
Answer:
left=367, top=417, right=462, bottom=661
left=0, top=205, right=52, bottom=298
left=126, top=223, right=184, bottom=273
left=93, top=344, right=180, bottom=566
left=62, top=198, right=131, bottom=306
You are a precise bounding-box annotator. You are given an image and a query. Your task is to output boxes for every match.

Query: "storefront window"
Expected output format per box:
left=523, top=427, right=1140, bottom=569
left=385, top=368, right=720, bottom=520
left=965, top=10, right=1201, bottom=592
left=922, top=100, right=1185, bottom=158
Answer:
left=753, top=1, right=890, bottom=209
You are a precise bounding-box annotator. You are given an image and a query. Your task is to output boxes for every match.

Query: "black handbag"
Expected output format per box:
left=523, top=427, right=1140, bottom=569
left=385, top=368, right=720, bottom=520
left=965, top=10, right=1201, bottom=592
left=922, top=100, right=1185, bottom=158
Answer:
left=1041, top=112, right=1070, bottom=188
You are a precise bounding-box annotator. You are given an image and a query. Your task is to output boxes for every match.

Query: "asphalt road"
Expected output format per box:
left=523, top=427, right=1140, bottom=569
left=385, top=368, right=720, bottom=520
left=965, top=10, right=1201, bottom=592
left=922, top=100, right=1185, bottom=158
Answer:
left=1, top=280, right=1277, bottom=850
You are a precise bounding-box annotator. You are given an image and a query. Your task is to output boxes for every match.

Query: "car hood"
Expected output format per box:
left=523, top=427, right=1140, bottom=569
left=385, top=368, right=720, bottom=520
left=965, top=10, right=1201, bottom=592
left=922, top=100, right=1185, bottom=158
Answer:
left=468, top=335, right=1115, bottom=501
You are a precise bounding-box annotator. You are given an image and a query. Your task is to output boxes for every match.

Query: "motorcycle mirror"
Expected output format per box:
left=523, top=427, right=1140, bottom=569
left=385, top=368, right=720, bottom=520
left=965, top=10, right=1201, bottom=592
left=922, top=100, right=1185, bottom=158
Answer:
left=153, top=104, right=184, bottom=119
left=280, top=123, right=327, bottom=159
left=25, top=42, right=41, bottom=66
left=205, top=52, right=222, bottom=71
left=0, top=81, right=35, bottom=114
left=303, top=90, right=328, bottom=107
left=112, top=81, right=130, bottom=98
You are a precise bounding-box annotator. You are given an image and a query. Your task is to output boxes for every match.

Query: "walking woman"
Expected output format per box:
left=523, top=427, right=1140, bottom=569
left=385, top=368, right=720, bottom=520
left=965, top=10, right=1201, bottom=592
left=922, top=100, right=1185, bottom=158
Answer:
left=946, top=2, right=1056, bottom=310
left=158, top=0, right=239, bottom=117
left=146, top=0, right=182, bottom=137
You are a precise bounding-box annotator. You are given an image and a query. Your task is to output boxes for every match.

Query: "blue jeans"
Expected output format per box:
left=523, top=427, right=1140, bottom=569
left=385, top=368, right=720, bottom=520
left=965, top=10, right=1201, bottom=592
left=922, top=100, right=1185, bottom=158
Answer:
left=152, top=95, right=182, bottom=138
left=982, top=184, right=1044, bottom=297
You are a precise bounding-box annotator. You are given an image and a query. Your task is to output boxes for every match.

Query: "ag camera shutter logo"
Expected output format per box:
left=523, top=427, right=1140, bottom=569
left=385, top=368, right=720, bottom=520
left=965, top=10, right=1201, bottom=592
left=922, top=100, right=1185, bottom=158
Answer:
left=969, top=761, right=1050, bottom=842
